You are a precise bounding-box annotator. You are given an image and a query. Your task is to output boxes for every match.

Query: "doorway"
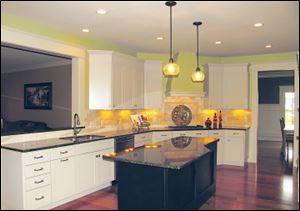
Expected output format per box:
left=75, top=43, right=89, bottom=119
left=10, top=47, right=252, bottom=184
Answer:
left=257, top=70, right=295, bottom=173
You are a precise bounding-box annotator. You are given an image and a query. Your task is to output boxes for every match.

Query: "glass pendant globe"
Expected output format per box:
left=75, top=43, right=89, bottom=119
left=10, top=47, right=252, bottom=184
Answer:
left=191, top=68, right=205, bottom=82
left=163, top=62, right=180, bottom=77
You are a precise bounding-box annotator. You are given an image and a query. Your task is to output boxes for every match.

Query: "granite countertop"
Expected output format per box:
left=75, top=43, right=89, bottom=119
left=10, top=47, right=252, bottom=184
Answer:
left=103, top=137, right=218, bottom=170
left=1, top=126, right=249, bottom=153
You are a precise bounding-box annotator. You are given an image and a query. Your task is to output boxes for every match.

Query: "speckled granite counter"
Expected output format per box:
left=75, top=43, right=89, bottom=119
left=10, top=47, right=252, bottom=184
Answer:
left=1, top=126, right=248, bottom=153
left=103, top=137, right=218, bottom=170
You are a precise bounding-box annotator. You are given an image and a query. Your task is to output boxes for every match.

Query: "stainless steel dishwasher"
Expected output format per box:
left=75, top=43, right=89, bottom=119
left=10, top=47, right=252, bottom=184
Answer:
left=113, top=135, right=134, bottom=183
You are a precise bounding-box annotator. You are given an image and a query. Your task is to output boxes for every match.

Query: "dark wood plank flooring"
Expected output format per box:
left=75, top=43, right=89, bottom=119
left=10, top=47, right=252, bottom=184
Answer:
left=54, top=141, right=299, bottom=210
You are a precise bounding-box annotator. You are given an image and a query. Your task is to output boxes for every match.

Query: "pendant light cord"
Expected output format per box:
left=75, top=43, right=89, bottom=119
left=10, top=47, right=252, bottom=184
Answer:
left=197, top=24, right=199, bottom=69
left=170, top=5, right=173, bottom=62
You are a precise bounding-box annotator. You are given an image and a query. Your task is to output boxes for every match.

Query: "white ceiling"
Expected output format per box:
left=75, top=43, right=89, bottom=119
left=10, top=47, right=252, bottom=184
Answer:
left=1, top=46, right=71, bottom=74
left=2, top=1, right=299, bottom=56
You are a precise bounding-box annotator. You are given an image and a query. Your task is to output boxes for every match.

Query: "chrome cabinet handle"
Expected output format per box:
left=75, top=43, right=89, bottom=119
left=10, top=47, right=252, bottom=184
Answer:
left=60, top=158, right=69, bottom=162
left=34, top=156, right=44, bottom=160
left=35, top=196, right=45, bottom=201
left=180, top=134, right=187, bottom=136
left=161, top=134, right=168, bottom=137
left=34, top=180, right=44, bottom=184
left=60, top=151, right=68, bottom=154
left=233, top=133, right=240, bottom=135
left=34, top=167, right=44, bottom=172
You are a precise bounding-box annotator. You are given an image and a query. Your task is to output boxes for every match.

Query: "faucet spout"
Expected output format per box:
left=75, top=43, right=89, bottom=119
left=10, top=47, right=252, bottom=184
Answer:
left=73, top=113, right=82, bottom=136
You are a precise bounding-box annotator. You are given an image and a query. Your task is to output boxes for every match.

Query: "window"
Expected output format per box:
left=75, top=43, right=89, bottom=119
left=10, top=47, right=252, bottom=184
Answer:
left=284, top=92, right=295, bottom=129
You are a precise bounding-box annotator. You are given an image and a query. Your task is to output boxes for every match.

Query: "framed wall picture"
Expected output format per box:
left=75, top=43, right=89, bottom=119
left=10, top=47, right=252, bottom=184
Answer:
left=24, top=82, right=52, bottom=109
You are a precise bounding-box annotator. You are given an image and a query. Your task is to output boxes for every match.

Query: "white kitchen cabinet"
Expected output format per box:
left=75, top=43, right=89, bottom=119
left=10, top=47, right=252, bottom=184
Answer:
left=144, top=61, right=163, bottom=110
left=25, top=185, right=51, bottom=210
left=2, top=138, right=115, bottom=210
left=208, top=130, right=225, bottom=165
left=94, top=148, right=115, bottom=187
left=204, top=64, right=224, bottom=109
left=51, top=157, right=75, bottom=202
left=222, top=64, right=249, bottom=109
left=223, top=130, right=246, bottom=166
left=172, top=130, right=209, bottom=138
left=134, top=133, right=153, bottom=147
left=132, top=59, right=145, bottom=109
left=89, top=50, right=144, bottom=110
left=204, top=63, right=249, bottom=109
left=74, top=153, right=95, bottom=193
left=152, top=131, right=173, bottom=142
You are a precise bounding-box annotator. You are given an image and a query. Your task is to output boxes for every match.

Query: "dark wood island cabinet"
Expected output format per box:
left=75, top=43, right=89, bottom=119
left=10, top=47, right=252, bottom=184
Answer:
left=104, top=137, right=219, bottom=210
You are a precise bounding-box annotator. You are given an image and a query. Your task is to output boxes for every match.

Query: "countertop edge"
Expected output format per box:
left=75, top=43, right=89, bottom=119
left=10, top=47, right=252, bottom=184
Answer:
left=1, top=127, right=246, bottom=153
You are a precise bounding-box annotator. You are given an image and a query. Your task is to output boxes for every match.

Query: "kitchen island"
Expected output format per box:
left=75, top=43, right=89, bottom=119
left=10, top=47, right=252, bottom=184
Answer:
left=104, top=137, right=219, bottom=210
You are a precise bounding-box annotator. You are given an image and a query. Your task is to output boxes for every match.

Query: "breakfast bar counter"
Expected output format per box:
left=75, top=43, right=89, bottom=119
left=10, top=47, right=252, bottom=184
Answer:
left=104, top=137, right=219, bottom=210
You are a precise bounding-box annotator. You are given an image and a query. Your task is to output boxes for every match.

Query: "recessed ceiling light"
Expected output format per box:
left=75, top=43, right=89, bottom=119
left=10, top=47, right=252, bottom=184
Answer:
left=215, top=41, right=222, bottom=45
left=82, top=29, right=90, bottom=33
left=254, top=23, right=264, bottom=27
left=265, top=44, right=272, bottom=48
left=97, top=9, right=107, bottom=15
left=156, top=37, right=164, bottom=41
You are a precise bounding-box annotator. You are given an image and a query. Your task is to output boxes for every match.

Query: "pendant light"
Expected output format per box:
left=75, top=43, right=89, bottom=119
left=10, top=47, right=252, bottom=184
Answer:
left=163, top=1, right=180, bottom=77
left=191, top=21, right=205, bottom=82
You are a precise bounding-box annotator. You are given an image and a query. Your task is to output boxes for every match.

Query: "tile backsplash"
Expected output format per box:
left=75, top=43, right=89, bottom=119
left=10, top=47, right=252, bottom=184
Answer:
left=85, top=96, right=251, bottom=129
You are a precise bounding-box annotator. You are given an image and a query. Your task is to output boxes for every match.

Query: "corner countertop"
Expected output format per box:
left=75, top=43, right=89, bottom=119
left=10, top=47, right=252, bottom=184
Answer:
left=103, top=137, right=219, bottom=170
left=1, top=126, right=249, bottom=153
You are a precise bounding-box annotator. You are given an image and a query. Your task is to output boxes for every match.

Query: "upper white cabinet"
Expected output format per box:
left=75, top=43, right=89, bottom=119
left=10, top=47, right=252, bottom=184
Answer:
left=89, top=50, right=144, bottom=110
left=144, top=61, right=163, bottom=110
left=204, top=63, right=249, bottom=109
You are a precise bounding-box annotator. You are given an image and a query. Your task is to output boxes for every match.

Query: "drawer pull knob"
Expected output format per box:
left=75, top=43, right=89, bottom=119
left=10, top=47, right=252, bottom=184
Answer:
left=60, top=151, right=68, bottom=154
left=60, top=158, right=69, bottom=162
left=35, top=196, right=45, bottom=201
left=34, top=168, right=44, bottom=172
left=233, top=133, right=239, bottom=135
left=95, top=154, right=101, bottom=158
left=34, top=156, right=44, bottom=160
left=34, top=180, right=44, bottom=184
left=161, top=134, right=167, bottom=137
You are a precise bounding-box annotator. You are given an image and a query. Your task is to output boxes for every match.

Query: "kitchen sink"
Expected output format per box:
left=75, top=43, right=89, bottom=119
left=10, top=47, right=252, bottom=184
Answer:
left=60, top=135, right=106, bottom=142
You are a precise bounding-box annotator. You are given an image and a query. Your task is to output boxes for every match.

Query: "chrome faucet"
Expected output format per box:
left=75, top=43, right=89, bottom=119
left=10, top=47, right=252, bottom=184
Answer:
left=73, top=113, right=82, bottom=136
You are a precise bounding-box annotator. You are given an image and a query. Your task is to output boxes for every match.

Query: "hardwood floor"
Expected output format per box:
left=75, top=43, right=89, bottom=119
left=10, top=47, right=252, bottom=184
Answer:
left=53, top=141, right=299, bottom=210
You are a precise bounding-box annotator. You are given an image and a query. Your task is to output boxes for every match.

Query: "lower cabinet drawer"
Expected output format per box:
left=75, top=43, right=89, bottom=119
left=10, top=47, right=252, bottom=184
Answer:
left=25, top=174, right=51, bottom=191
left=24, top=150, right=51, bottom=165
left=153, top=132, right=172, bottom=142
left=25, top=162, right=51, bottom=178
left=25, top=185, right=51, bottom=210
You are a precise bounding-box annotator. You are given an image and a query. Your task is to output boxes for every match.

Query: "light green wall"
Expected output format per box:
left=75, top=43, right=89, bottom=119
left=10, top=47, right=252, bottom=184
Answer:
left=221, top=52, right=297, bottom=64
left=137, top=52, right=221, bottom=94
left=2, top=12, right=298, bottom=96
left=1, top=12, right=136, bottom=56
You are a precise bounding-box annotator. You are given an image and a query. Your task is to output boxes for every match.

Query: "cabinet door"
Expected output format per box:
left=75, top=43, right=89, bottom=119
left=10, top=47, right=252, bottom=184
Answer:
left=94, top=148, right=115, bottom=187
left=74, top=153, right=95, bottom=193
left=144, top=61, right=163, bottom=110
left=51, top=157, right=75, bottom=202
left=222, top=64, right=249, bottom=109
left=132, top=60, right=144, bottom=109
left=223, top=131, right=245, bottom=166
left=205, top=64, right=223, bottom=109
left=208, top=130, right=225, bottom=165
left=112, top=55, right=125, bottom=109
